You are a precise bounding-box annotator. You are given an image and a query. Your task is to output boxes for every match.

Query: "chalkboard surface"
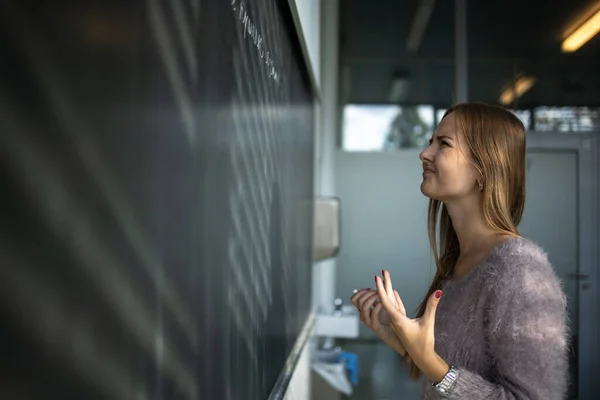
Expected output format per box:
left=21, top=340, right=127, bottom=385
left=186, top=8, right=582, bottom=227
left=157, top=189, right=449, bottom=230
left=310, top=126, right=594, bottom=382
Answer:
left=0, top=1, right=314, bottom=399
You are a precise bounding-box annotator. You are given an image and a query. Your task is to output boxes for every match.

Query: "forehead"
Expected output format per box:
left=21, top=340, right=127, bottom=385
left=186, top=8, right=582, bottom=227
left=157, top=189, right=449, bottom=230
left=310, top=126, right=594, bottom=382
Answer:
left=434, top=113, right=460, bottom=139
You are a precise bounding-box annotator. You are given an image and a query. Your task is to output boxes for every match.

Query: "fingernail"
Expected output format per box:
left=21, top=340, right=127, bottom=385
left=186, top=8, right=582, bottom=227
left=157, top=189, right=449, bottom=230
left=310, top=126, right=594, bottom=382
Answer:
left=435, top=290, right=443, bottom=299
left=382, top=269, right=385, bottom=276
left=374, top=275, right=378, bottom=283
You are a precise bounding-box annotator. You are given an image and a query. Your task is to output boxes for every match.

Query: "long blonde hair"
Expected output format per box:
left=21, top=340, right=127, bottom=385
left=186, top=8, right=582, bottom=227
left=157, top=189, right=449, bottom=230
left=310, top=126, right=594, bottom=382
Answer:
left=407, top=102, right=527, bottom=379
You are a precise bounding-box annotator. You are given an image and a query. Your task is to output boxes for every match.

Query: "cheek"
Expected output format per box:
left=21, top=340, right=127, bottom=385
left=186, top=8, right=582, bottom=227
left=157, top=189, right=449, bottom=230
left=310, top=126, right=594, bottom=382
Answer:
left=436, top=153, right=476, bottom=187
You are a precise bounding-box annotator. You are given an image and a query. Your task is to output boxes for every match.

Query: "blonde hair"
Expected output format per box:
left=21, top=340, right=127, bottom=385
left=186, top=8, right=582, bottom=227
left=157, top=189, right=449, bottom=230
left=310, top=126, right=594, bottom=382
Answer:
left=407, top=102, right=527, bottom=379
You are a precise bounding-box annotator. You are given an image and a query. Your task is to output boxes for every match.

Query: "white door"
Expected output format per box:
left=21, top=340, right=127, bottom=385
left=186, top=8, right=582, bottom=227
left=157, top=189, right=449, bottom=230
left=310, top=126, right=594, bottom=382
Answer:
left=518, top=151, right=579, bottom=398
left=519, top=151, right=579, bottom=336
left=522, top=134, right=599, bottom=400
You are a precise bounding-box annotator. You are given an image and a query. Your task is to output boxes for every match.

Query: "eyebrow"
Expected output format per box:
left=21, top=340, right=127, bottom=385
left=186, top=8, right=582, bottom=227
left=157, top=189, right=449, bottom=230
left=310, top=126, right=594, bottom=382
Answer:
left=436, top=135, right=454, bottom=140
left=428, top=134, right=455, bottom=144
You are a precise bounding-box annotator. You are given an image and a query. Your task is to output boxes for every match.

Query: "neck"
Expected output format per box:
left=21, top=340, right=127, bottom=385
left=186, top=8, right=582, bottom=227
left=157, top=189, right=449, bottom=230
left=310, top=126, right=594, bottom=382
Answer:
left=444, top=195, right=497, bottom=256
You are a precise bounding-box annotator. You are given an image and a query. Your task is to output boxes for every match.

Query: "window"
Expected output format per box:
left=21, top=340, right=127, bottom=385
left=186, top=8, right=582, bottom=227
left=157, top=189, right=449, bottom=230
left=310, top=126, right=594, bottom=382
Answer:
left=510, top=109, right=531, bottom=131
left=342, top=104, right=434, bottom=151
left=342, top=104, right=600, bottom=152
left=436, top=108, right=530, bottom=130
left=533, top=107, right=600, bottom=132
left=435, top=109, right=447, bottom=125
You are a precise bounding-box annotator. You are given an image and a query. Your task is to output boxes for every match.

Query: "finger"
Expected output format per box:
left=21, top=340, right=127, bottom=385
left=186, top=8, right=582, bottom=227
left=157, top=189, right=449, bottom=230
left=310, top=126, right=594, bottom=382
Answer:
left=350, top=288, right=371, bottom=307
left=393, top=290, right=407, bottom=315
left=423, top=290, right=443, bottom=329
left=382, top=270, right=396, bottom=304
left=376, top=276, right=406, bottom=326
left=357, top=290, right=378, bottom=310
left=361, top=293, right=379, bottom=325
left=370, top=302, right=383, bottom=329
left=350, top=288, right=370, bottom=303
left=357, top=292, right=377, bottom=323
left=374, top=275, right=394, bottom=311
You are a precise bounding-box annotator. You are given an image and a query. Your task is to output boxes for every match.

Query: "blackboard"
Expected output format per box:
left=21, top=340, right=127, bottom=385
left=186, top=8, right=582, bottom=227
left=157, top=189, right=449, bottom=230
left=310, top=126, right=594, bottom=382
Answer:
left=0, top=0, right=315, bottom=399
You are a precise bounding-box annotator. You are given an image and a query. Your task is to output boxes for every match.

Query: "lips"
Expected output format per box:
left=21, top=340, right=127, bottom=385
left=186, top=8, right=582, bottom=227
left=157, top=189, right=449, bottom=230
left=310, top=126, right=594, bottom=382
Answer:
left=422, top=163, right=435, bottom=174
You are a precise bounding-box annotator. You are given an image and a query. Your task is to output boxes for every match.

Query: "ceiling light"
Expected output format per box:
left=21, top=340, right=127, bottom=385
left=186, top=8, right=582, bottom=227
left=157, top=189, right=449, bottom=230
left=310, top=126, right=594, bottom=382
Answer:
left=499, top=75, right=536, bottom=105
left=562, top=8, right=600, bottom=52
left=389, top=71, right=410, bottom=103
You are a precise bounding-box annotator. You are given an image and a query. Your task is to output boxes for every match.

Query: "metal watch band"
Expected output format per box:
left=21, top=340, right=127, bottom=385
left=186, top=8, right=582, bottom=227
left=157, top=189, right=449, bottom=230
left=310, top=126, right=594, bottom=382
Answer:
left=432, top=365, right=459, bottom=394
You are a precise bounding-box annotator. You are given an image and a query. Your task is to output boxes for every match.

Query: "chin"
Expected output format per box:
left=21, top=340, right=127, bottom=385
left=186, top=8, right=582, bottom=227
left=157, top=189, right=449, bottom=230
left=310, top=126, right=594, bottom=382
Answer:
left=420, top=182, right=443, bottom=201
left=420, top=184, right=434, bottom=199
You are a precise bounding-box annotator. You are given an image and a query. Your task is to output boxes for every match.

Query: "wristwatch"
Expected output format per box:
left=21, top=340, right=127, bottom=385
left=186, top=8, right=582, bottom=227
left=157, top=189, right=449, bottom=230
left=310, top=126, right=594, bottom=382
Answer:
left=432, top=365, right=459, bottom=394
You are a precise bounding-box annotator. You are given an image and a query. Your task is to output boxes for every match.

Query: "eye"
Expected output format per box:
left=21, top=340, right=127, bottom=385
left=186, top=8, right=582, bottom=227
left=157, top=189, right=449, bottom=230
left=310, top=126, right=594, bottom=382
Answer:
left=441, top=140, right=451, bottom=147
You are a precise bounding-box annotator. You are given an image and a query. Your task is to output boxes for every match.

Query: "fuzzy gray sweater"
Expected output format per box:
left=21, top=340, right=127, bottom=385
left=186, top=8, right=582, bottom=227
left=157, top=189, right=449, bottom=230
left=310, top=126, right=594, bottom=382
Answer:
left=421, top=237, right=570, bottom=399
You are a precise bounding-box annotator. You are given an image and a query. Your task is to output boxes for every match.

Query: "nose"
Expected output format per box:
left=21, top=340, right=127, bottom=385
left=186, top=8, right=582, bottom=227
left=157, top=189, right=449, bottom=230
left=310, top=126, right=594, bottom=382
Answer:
left=420, top=144, right=433, bottom=163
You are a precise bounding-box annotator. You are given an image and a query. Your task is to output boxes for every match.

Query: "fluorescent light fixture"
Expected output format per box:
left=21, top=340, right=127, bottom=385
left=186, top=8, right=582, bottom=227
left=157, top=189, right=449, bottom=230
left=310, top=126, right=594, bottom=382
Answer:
left=562, top=7, right=600, bottom=52
left=389, top=77, right=409, bottom=103
left=407, top=0, right=437, bottom=51
left=389, top=71, right=410, bottom=103
left=499, top=75, right=536, bottom=105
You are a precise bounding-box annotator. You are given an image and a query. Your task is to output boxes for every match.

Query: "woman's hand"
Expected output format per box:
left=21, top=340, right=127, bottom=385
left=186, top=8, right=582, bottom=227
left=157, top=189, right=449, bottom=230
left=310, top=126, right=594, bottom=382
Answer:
left=374, top=270, right=449, bottom=382
left=350, top=287, right=410, bottom=360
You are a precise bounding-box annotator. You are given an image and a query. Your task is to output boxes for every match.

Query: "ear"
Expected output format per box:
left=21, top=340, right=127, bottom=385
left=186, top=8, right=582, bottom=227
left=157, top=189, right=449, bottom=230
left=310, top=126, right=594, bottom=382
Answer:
left=470, top=163, right=484, bottom=191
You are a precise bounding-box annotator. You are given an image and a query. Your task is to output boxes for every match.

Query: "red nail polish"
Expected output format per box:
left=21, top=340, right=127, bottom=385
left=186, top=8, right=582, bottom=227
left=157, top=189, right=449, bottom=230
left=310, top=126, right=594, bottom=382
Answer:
left=435, top=290, right=443, bottom=299
left=382, top=269, right=385, bottom=276
left=374, top=275, right=378, bottom=283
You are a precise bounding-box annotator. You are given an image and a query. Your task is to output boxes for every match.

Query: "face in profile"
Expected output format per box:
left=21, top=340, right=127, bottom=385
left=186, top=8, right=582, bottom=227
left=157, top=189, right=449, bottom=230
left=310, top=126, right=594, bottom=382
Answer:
left=419, top=112, right=481, bottom=202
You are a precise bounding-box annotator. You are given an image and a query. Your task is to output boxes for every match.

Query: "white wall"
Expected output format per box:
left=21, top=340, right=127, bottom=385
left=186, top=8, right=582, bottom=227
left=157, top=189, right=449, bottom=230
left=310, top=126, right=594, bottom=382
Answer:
left=287, top=0, right=338, bottom=314
left=283, top=341, right=312, bottom=400
left=335, top=151, right=434, bottom=333
left=289, top=0, right=321, bottom=90
left=311, top=0, right=339, bottom=315
left=314, top=0, right=337, bottom=199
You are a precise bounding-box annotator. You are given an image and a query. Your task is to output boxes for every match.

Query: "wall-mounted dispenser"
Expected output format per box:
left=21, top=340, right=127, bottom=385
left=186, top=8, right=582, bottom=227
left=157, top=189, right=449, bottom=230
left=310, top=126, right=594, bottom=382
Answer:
left=313, top=196, right=340, bottom=261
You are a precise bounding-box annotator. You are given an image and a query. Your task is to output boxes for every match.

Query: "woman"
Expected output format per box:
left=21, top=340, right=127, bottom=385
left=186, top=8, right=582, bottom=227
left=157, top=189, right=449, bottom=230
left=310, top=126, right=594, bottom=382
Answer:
left=351, top=102, right=569, bottom=399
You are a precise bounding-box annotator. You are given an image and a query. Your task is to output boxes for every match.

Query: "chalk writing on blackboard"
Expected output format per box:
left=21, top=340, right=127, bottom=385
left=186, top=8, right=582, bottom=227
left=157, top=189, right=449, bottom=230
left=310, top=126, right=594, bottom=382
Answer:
left=231, top=0, right=280, bottom=83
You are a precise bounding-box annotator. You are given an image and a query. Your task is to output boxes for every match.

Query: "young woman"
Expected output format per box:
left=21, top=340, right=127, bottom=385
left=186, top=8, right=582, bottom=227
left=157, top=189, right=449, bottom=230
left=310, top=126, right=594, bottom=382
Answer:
left=351, top=102, right=569, bottom=399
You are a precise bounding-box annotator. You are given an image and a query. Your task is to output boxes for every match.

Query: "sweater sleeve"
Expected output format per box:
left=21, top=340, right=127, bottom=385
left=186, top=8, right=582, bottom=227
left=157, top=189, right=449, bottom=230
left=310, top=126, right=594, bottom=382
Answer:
left=439, top=254, right=570, bottom=400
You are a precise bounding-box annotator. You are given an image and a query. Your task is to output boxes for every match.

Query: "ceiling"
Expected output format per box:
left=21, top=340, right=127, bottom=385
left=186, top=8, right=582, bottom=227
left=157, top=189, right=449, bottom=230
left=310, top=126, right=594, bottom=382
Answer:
left=339, top=0, right=600, bottom=108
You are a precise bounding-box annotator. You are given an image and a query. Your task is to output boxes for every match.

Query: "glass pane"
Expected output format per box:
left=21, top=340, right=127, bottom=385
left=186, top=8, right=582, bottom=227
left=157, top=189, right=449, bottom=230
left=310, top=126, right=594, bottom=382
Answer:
left=533, top=106, right=600, bottom=132
left=436, top=108, right=447, bottom=125
left=509, top=109, right=531, bottom=130
left=342, top=105, right=401, bottom=151
left=436, top=108, right=531, bottom=130
left=342, top=104, right=434, bottom=151
left=577, top=107, right=600, bottom=131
